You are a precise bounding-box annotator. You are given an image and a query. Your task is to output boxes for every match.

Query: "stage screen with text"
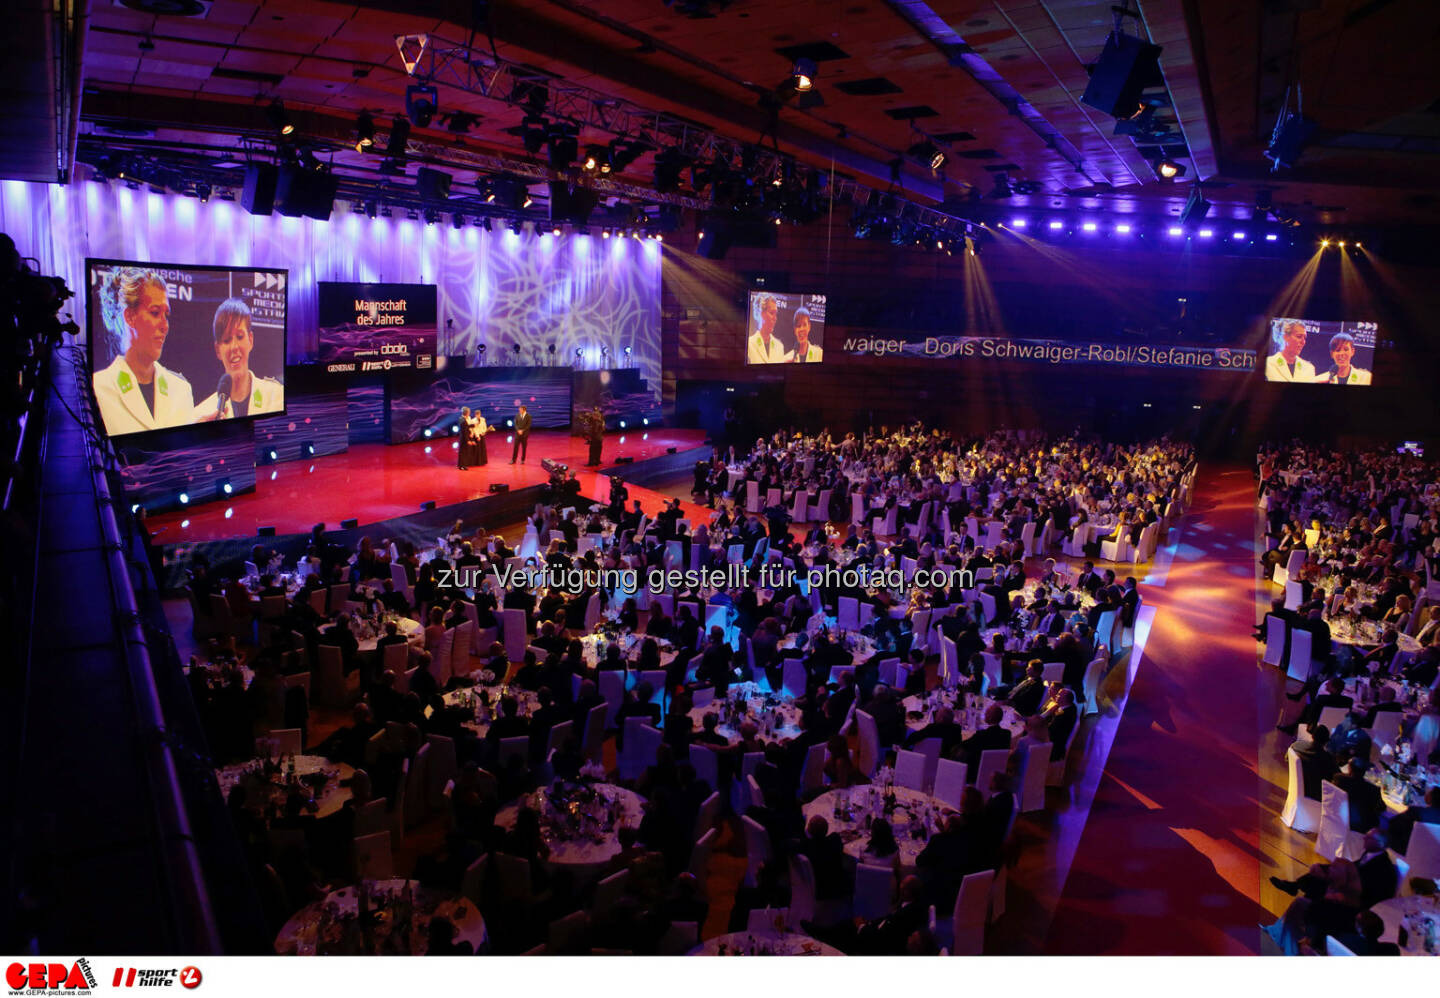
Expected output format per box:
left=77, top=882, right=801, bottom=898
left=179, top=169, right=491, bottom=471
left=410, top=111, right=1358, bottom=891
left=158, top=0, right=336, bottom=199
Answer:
left=745, top=291, right=827, bottom=365
left=87, top=259, right=288, bottom=438
left=317, top=281, right=437, bottom=374
left=1262, top=317, right=1378, bottom=385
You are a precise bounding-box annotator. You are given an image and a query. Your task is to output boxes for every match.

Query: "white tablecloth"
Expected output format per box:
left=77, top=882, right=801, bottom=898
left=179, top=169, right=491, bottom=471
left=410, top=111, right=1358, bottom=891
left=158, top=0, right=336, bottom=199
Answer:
left=1372, top=895, right=1440, bottom=956
left=495, top=782, right=645, bottom=872
left=356, top=616, right=424, bottom=654
left=901, top=690, right=1024, bottom=738
left=215, top=755, right=354, bottom=819
left=276, top=879, right=487, bottom=955
left=689, top=930, right=843, bottom=956
left=802, top=784, right=952, bottom=870
left=688, top=686, right=802, bottom=745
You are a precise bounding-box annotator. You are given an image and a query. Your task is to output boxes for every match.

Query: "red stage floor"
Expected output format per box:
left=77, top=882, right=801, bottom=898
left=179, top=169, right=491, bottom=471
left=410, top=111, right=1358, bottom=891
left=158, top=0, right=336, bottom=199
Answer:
left=148, top=429, right=708, bottom=542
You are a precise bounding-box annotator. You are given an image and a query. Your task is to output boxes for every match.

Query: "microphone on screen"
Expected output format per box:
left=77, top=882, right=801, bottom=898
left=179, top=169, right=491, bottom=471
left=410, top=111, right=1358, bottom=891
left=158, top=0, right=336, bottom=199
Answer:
left=215, top=372, right=232, bottom=418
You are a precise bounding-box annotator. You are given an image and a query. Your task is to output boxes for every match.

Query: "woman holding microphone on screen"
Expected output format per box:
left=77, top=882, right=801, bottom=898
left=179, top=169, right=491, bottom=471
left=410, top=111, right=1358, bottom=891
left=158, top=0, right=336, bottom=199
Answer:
left=194, top=298, right=284, bottom=419
left=94, top=268, right=195, bottom=434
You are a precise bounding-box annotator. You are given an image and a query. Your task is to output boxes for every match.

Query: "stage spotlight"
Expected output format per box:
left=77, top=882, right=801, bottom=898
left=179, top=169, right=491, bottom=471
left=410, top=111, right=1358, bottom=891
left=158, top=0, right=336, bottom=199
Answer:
left=387, top=115, right=411, bottom=156
left=522, top=193, right=534, bottom=208
left=364, top=200, right=378, bottom=218
left=642, top=417, right=649, bottom=425
left=179, top=492, right=190, bottom=505
left=1198, top=228, right=1214, bottom=238
left=907, top=141, right=945, bottom=172
left=266, top=100, right=294, bottom=136
left=483, top=217, right=493, bottom=231
left=268, top=449, right=278, bottom=461
left=1338, top=240, right=1346, bottom=248
left=1048, top=220, right=1063, bottom=230
left=1167, top=227, right=1182, bottom=236
left=130, top=504, right=140, bottom=514
left=453, top=213, right=465, bottom=229
left=1082, top=221, right=1098, bottom=232
left=1115, top=224, right=1131, bottom=234
left=355, top=112, right=375, bottom=151
left=552, top=226, right=562, bottom=236
left=1320, top=239, right=1329, bottom=248
left=424, top=428, right=433, bottom=438
left=1010, top=218, right=1027, bottom=228
left=623, top=346, right=631, bottom=355
left=546, top=123, right=578, bottom=169
left=1232, top=231, right=1246, bottom=240
left=181, top=520, right=190, bottom=529
left=602, top=228, right=611, bottom=238
left=221, top=479, right=233, bottom=495
left=225, top=508, right=234, bottom=519
left=511, top=220, right=524, bottom=234
left=575, top=348, right=583, bottom=358
left=1265, top=233, right=1279, bottom=242
left=406, top=84, right=439, bottom=127
left=423, top=208, right=438, bottom=224
left=619, top=436, right=626, bottom=445
left=1155, top=158, right=1184, bottom=180
left=619, top=420, right=627, bottom=429
left=792, top=57, right=817, bottom=92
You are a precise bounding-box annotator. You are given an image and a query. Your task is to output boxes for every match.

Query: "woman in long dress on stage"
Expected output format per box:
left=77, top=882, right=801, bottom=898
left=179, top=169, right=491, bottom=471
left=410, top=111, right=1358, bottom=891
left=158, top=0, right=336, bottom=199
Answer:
left=458, top=407, right=481, bottom=470
left=471, top=410, right=489, bottom=467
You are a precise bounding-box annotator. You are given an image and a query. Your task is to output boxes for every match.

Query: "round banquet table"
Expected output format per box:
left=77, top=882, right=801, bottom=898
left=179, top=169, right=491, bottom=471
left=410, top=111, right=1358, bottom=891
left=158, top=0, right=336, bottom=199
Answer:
left=215, top=755, right=354, bottom=819
left=689, top=930, right=843, bottom=956
left=443, top=686, right=542, bottom=738
left=901, top=690, right=1025, bottom=739
left=779, top=631, right=876, bottom=662
left=1371, top=895, right=1440, bottom=956
left=355, top=615, right=425, bottom=654
left=687, top=685, right=802, bottom=745
left=802, top=784, right=954, bottom=871
left=494, top=781, right=646, bottom=875
left=579, top=633, right=678, bottom=672
left=275, top=879, right=487, bottom=955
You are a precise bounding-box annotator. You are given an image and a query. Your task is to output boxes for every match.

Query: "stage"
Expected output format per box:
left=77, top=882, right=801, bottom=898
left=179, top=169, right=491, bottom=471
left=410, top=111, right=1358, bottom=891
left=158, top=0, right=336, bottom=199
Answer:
left=146, top=428, right=708, bottom=543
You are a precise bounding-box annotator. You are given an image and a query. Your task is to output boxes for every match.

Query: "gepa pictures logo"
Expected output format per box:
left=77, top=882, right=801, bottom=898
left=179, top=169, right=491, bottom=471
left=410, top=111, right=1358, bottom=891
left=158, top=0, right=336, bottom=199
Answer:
left=5, top=959, right=97, bottom=993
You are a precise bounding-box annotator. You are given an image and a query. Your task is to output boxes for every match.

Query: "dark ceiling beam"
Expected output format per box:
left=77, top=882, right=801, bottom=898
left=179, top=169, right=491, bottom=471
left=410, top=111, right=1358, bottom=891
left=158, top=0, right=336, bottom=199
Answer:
left=348, top=0, right=943, bottom=199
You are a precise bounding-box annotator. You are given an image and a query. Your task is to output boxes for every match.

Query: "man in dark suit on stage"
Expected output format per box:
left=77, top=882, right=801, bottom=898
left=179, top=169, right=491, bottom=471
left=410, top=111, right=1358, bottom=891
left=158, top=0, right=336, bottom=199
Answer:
left=583, top=406, right=604, bottom=467
left=510, top=403, right=532, bottom=464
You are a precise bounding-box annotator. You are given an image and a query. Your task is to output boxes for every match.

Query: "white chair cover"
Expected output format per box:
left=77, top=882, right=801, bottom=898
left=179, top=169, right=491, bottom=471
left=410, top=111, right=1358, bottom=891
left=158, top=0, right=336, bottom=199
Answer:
left=1317, top=780, right=1365, bottom=861
left=1279, top=746, right=1319, bottom=833
left=974, top=749, right=1010, bottom=798
left=933, top=758, right=968, bottom=809
left=853, top=863, right=896, bottom=920
left=855, top=710, right=881, bottom=776
left=1263, top=616, right=1288, bottom=668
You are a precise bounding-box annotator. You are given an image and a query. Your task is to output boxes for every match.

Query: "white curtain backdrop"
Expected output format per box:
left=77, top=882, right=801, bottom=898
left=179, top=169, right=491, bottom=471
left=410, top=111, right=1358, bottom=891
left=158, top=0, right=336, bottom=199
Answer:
left=0, top=180, right=662, bottom=395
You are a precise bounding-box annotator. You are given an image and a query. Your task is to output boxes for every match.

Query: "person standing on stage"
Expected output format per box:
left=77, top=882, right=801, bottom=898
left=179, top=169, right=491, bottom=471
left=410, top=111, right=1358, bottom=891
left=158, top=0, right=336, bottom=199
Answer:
left=458, top=406, right=480, bottom=470
left=511, top=402, right=532, bottom=464
left=584, top=405, right=604, bottom=467
left=471, top=408, right=489, bottom=466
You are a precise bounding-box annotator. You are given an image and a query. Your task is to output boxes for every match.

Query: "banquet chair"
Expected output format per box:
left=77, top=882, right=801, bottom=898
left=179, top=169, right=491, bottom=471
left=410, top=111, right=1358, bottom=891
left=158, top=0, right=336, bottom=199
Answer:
left=977, top=592, right=998, bottom=627
left=901, top=556, right=918, bottom=583
left=447, top=621, right=472, bottom=682
left=518, top=527, right=540, bottom=563
left=855, top=711, right=881, bottom=777
left=1262, top=616, right=1288, bottom=668
left=782, top=660, right=808, bottom=700
left=1082, top=658, right=1107, bottom=715
left=1325, top=936, right=1357, bottom=957
left=810, top=489, right=832, bottom=523
left=911, top=738, right=942, bottom=795
left=1046, top=719, right=1079, bottom=787
left=1396, top=823, right=1440, bottom=888
left=353, top=797, right=389, bottom=838
left=1316, top=706, right=1350, bottom=733
left=1041, top=662, right=1065, bottom=684
left=788, top=854, right=818, bottom=927
left=1368, top=712, right=1402, bottom=754
left=426, top=734, right=457, bottom=810
left=980, top=654, right=1002, bottom=696
left=639, top=670, right=668, bottom=712
left=658, top=921, right=699, bottom=956
left=730, top=754, right=764, bottom=814
left=500, top=608, right=528, bottom=664
left=592, top=869, right=630, bottom=919
left=874, top=507, right=897, bottom=537
left=281, top=670, right=311, bottom=700
left=1273, top=548, right=1307, bottom=588
left=741, top=816, right=772, bottom=888
left=1099, top=534, right=1133, bottom=563
left=381, top=641, right=409, bottom=681
left=390, top=563, right=414, bottom=605
left=876, top=658, right=903, bottom=689
left=974, top=750, right=1010, bottom=798
left=746, top=482, right=761, bottom=514
left=1286, top=628, right=1314, bottom=683
left=665, top=540, right=684, bottom=570
left=1284, top=581, right=1304, bottom=612
left=984, top=521, right=1004, bottom=551
left=1019, top=521, right=1038, bottom=558
left=828, top=665, right=856, bottom=687
left=582, top=703, right=608, bottom=764
left=429, top=631, right=452, bottom=687
left=315, top=645, right=354, bottom=708
left=851, top=492, right=867, bottom=526
left=619, top=723, right=663, bottom=782
left=853, top=863, right=896, bottom=921
left=838, top=597, right=860, bottom=631
left=746, top=906, right=790, bottom=935
left=689, top=746, right=720, bottom=798
left=544, top=721, right=574, bottom=762
left=461, top=852, right=489, bottom=907
left=546, top=912, right=591, bottom=956
left=267, top=728, right=304, bottom=756
left=894, top=749, right=928, bottom=793
left=652, top=593, right=675, bottom=618
left=598, top=672, right=624, bottom=731
left=327, top=585, right=351, bottom=616
left=791, top=491, right=809, bottom=525
left=893, top=663, right=912, bottom=694
left=938, top=637, right=960, bottom=689
left=403, top=742, right=431, bottom=830
left=801, top=742, right=827, bottom=796
left=390, top=758, right=409, bottom=849
left=932, top=869, right=994, bottom=956
left=497, top=736, right=530, bottom=774
left=692, top=790, right=722, bottom=844
left=911, top=610, right=932, bottom=650
left=1019, top=743, right=1050, bottom=812
left=306, top=587, right=327, bottom=618
left=858, top=602, right=876, bottom=630
left=932, top=759, right=968, bottom=810
left=343, top=600, right=368, bottom=618
left=965, top=516, right=980, bottom=542
left=1317, top=781, right=1366, bottom=861
left=692, top=687, right=716, bottom=710
left=766, top=488, right=783, bottom=510
left=1133, top=523, right=1160, bottom=564
left=688, top=827, right=718, bottom=891
left=354, top=831, right=394, bottom=880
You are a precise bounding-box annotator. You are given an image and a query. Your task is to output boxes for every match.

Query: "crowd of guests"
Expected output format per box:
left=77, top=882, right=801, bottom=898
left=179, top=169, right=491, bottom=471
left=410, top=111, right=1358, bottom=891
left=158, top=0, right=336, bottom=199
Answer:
left=175, top=423, right=1185, bottom=954
left=1258, top=441, right=1440, bottom=956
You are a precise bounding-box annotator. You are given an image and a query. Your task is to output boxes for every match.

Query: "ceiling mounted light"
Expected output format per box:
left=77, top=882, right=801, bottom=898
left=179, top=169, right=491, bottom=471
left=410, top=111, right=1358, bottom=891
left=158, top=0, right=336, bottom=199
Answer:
left=405, top=84, right=438, bottom=127
left=907, top=140, right=945, bottom=172
left=266, top=99, right=294, bottom=136
left=386, top=115, right=410, bottom=157
left=354, top=111, right=375, bottom=152
left=791, top=57, right=817, bottom=92
left=1155, top=157, right=1185, bottom=180
left=522, top=192, right=534, bottom=208
left=395, top=33, right=429, bottom=76
left=546, top=123, right=578, bottom=169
